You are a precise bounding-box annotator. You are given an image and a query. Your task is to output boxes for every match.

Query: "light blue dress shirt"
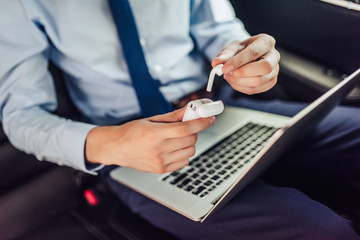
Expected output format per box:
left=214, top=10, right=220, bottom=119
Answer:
left=0, top=0, right=250, bottom=174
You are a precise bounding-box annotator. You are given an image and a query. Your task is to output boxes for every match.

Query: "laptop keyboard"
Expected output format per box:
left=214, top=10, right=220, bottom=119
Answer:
left=160, top=122, right=278, bottom=199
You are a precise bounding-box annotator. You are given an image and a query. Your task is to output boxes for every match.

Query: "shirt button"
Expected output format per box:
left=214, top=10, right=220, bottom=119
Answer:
left=154, top=64, right=162, bottom=73
left=140, top=37, right=146, bottom=47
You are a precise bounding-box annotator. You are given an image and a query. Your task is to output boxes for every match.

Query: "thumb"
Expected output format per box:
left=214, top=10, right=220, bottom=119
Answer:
left=148, top=106, right=187, bottom=123
left=211, top=51, right=233, bottom=68
left=211, top=41, right=247, bottom=68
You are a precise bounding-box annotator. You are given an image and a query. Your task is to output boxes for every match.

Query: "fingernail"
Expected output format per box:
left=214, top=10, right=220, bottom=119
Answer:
left=223, top=65, right=234, bottom=74
left=217, top=54, right=227, bottom=60
left=217, top=52, right=233, bottom=60
left=210, top=116, right=216, bottom=125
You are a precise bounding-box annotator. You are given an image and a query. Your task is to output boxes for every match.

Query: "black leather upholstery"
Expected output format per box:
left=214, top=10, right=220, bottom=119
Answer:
left=0, top=63, right=178, bottom=240
left=0, top=167, right=79, bottom=239
left=231, top=0, right=360, bottom=74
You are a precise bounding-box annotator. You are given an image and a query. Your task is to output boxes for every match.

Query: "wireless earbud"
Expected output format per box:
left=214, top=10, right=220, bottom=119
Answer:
left=182, top=64, right=225, bottom=122
left=206, top=64, right=223, bottom=92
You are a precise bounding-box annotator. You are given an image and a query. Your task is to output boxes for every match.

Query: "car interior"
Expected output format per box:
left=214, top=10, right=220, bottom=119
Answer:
left=1, top=0, right=359, bottom=239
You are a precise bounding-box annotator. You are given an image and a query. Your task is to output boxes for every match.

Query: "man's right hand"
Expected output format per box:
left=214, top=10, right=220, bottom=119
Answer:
left=85, top=107, right=216, bottom=174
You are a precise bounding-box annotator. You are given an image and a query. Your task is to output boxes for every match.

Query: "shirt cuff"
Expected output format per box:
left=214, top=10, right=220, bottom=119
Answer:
left=60, top=121, right=104, bottom=175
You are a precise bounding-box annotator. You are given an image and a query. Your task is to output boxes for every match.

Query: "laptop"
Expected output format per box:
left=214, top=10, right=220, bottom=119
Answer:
left=110, top=68, right=360, bottom=222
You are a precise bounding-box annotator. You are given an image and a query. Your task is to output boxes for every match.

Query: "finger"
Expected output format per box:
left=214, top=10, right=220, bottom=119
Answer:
left=231, top=49, right=280, bottom=78
left=225, top=64, right=279, bottom=88
left=162, top=134, right=198, bottom=152
left=211, top=41, right=245, bottom=67
left=166, top=145, right=196, bottom=164
left=149, top=106, right=187, bottom=123
left=223, top=35, right=276, bottom=74
left=164, top=159, right=190, bottom=173
left=230, top=76, right=278, bottom=95
left=163, top=116, right=216, bottom=138
left=164, top=146, right=196, bottom=171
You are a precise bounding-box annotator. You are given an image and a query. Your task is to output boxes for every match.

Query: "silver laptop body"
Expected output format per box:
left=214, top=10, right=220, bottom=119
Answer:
left=110, top=68, right=360, bottom=222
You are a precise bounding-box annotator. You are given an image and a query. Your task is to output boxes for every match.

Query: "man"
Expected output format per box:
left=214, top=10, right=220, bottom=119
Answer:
left=0, top=0, right=359, bottom=239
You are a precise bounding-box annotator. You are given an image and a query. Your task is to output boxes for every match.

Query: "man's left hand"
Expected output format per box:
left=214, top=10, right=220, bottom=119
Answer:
left=212, top=34, right=280, bottom=95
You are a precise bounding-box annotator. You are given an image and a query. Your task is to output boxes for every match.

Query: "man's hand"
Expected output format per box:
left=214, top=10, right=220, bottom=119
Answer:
left=85, top=107, right=215, bottom=174
left=212, top=34, right=280, bottom=95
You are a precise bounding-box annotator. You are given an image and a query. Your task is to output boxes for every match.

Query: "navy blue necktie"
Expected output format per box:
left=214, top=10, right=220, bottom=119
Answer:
left=108, top=0, right=173, bottom=117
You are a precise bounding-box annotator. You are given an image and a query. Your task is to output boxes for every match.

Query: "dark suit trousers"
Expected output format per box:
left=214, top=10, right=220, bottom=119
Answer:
left=103, top=85, right=360, bottom=240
